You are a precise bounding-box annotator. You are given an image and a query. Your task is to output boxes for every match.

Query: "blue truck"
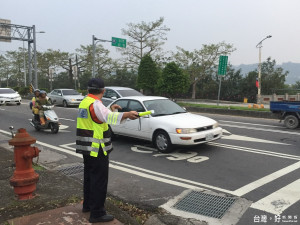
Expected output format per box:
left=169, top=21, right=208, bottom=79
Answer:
left=270, top=101, right=300, bottom=129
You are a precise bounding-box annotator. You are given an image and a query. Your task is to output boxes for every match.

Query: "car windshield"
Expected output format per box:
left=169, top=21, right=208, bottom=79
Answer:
left=143, top=99, right=186, bottom=117
left=118, top=89, right=143, bottom=97
left=62, top=90, right=80, bottom=95
left=0, top=89, right=16, bottom=94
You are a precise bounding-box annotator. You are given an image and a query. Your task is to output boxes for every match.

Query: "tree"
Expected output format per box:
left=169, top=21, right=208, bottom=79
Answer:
left=220, top=65, right=244, bottom=101
left=106, top=66, right=138, bottom=89
left=0, top=55, right=9, bottom=87
left=119, top=17, right=170, bottom=68
left=173, top=42, right=236, bottom=99
left=37, top=49, right=69, bottom=89
left=76, top=44, right=114, bottom=83
left=240, top=71, right=258, bottom=103
left=137, top=54, right=159, bottom=94
left=4, top=49, right=25, bottom=87
left=157, top=62, right=189, bottom=98
left=292, top=81, right=300, bottom=89
left=260, top=57, right=287, bottom=94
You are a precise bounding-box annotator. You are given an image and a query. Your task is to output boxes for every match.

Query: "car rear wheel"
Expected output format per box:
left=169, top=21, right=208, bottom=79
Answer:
left=284, top=115, right=299, bottom=129
left=153, top=130, right=173, bottom=153
left=63, top=100, right=68, bottom=108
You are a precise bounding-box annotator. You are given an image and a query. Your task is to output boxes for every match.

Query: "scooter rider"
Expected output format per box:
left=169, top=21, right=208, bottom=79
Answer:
left=31, top=89, right=40, bottom=121
left=76, top=78, right=138, bottom=223
left=36, top=90, right=51, bottom=126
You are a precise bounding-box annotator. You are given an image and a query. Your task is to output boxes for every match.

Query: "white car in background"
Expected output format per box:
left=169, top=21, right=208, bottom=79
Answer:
left=109, top=96, right=222, bottom=153
left=0, top=88, right=22, bottom=105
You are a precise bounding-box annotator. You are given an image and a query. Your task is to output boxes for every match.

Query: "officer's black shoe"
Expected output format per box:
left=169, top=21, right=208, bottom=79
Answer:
left=89, top=214, right=114, bottom=223
left=82, top=208, right=90, bottom=213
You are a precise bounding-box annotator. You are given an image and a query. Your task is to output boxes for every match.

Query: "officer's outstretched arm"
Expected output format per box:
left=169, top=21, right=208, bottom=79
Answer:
left=122, top=111, right=139, bottom=120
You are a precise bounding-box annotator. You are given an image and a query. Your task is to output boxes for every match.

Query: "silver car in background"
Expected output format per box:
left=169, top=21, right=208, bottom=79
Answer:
left=102, top=86, right=143, bottom=106
left=48, top=89, right=84, bottom=107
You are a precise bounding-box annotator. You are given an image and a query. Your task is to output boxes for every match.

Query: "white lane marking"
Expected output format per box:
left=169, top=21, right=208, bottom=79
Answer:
left=220, top=123, right=300, bottom=136
left=219, top=120, right=282, bottom=128
left=233, top=161, right=300, bottom=196
left=60, top=118, right=75, bottom=122
left=0, top=108, right=5, bottom=110
left=209, top=143, right=300, bottom=161
left=222, top=134, right=290, bottom=145
left=251, top=179, right=300, bottom=214
left=60, top=143, right=77, bottom=150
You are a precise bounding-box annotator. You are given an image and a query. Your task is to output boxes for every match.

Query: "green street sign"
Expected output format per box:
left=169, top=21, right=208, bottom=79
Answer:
left=111, top=37, right=126, bottom=48
left=218, top=55, right=228, bottom=75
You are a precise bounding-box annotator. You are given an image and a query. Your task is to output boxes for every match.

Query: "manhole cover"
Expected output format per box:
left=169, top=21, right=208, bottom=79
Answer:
left=56, top=163, right=84, bottom=176
left=172, top=190, right=236, bottom=219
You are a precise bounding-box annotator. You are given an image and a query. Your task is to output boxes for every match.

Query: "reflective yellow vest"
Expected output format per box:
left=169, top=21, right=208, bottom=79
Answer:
left=76, top=96, right=113, bottom=157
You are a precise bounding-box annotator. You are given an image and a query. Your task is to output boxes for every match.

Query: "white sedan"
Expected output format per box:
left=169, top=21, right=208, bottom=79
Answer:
left=0, top=88, right=22, bottom=105
left=109, top=96, right=222, bottom=153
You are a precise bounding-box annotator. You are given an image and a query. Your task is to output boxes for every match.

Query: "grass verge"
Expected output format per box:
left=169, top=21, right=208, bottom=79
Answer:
left=178, top=102, right=270, bottom=111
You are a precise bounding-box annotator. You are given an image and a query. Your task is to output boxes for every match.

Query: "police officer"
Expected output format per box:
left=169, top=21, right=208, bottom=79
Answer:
left=76, top=78, right=138, bottom=223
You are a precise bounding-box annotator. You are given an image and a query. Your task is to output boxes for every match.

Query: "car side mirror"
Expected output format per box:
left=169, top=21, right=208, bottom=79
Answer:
left=58, top=93, right=62, bottom=96
left=111, top=96, right=117, bottom=100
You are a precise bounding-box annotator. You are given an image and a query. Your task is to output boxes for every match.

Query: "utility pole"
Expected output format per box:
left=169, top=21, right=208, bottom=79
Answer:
left=256, top=35, right=272, bottom=104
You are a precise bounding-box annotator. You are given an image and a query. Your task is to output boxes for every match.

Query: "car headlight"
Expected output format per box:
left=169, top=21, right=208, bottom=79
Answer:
left=70, top=99, right=75, bottom=102
left=213, top=122, right=219, bottom=129
left=176, top=128, right=197, bottom=134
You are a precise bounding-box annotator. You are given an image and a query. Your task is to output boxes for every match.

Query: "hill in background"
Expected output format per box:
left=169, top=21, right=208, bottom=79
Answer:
left=233, top=62, right=300, bottom=84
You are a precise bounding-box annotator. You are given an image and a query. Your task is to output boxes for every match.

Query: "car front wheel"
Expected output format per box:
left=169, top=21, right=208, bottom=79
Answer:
left=63, top=100, right=68, bottom=107
left=153, top=130, right=173, bottom=153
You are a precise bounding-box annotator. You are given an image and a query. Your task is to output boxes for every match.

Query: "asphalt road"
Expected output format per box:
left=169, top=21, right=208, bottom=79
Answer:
left=0, top=100, right=299, bottom=225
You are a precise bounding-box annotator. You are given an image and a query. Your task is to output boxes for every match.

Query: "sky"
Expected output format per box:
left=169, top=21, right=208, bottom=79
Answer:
left=0, top=0, right=300, bottom=66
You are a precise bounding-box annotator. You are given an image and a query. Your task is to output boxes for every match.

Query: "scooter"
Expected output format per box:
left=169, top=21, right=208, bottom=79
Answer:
left=30, top=105, right=60, bottom=133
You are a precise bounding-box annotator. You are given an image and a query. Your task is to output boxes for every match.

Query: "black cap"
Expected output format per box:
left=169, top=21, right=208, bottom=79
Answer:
left=87, top=78, right=105, bottom=89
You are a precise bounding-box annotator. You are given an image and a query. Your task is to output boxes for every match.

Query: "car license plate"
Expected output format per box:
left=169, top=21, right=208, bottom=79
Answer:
left=205, top=133, right=214, bottom=141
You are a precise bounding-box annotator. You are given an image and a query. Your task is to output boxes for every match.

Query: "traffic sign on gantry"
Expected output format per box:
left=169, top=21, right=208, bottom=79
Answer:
left=218, top=55, right=228, bottom=75
left=111, top=37, right=126, bottom=48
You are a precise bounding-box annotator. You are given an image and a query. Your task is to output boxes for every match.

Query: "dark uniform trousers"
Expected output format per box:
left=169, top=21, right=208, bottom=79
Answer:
left=83, top=152, right=109, bottom=218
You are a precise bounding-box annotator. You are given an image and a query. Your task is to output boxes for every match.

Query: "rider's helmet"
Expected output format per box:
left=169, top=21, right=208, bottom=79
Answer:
left=34, top=89, right=40, bottom=93
left=39, top=90, right=47, bottom=96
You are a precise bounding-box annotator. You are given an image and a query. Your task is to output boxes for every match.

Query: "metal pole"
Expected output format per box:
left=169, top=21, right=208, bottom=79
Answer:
left=256, top=35, right=272, bottom=104
left=27, top=28, right=32, bottom=87
left=257, top=45, right=262, bottom=104
left=23, top=41, right=26, bottom=86
left=33, top=25, right=38, bottom=88
left=217, top=75, right=222, bottom=106
left=92, top=35, right=96, bottom=78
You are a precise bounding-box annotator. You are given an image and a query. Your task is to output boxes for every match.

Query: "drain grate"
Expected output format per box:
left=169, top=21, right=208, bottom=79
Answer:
left=172, top=191, right=236, bottom=219
left=56, top=164, right=84, bottom=176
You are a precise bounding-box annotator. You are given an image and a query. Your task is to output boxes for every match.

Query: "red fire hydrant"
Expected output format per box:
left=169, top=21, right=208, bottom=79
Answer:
left=9, top=128, right=40, bottom=200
